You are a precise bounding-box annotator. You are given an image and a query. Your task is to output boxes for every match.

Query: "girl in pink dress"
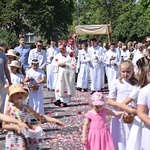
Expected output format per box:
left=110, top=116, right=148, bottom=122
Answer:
left=81, top=92, right=123, bottom=150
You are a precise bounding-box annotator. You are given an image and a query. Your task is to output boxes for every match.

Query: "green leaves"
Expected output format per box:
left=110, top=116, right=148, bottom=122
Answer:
left=0, top=0, right=75, bottom=41
left=71, top=0, right=150, bottom=42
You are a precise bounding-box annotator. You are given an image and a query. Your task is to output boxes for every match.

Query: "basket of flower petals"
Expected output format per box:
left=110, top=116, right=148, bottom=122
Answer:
left=29, top=85, right=39, bottom=91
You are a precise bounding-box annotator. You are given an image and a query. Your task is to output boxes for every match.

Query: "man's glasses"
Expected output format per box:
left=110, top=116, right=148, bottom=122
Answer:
left=37, top=45, right=42, bottom=47
left=32, top=63, right=39, bottom=66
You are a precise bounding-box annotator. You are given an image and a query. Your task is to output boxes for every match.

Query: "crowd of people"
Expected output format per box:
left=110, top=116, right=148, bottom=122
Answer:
left=0, top=34, right=150, bottom=149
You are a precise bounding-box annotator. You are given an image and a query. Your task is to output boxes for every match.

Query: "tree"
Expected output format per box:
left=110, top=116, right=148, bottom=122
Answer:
left=0, top=0, right=75, bottom=40
left=140, top=0, right=150, bottom=9
left=113, top=2, right=150, bottom=42
left=0, top=0, right=31, bottom=37
left=70, top=0, right=150, bottom=42
left=0, top=29, right=18, bottom=46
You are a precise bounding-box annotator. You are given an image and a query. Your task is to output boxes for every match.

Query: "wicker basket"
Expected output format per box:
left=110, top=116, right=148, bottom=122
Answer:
left=122, top=113, right=134, bottom=124
left=29, top=85, right=39, bottom=91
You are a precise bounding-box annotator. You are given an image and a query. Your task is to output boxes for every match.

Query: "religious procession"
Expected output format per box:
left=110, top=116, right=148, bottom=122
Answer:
left=0, top=34, right=150, bottom=150
left=0, top=0, right=150, bottom=149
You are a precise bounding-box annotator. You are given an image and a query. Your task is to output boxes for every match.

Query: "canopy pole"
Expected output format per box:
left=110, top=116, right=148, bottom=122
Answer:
left=107, top=23, right=111, bottom=44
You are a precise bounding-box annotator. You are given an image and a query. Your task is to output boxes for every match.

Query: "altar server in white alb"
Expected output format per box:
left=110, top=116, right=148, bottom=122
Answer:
left=46, top=40, right=59, bottom=91
left=88, top=38, right=104, bottom=94
left=76, top=43, right=90, bottom=92
left=24, top=59, right=46, bottom=114
left=52, top=41, right=76, bottom=107
left=104, top=42, right=120, bottom=90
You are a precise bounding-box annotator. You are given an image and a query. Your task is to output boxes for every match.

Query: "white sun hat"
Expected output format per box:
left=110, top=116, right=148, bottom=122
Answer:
left=9, top=60, right=21, bottom=68
left=6, top=49, right=19, bottom=58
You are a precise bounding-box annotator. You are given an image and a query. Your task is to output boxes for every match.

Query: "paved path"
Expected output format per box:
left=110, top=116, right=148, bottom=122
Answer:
left=0, top=86, right=109, bottom=150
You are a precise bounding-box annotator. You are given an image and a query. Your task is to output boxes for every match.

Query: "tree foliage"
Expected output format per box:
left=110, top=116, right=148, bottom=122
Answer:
left=113, top=2, right=150, bottom=42
left=0, top=0, right=149, bottom=44
left=72, top=0, right=150, bottom=43
left=25, top=0, right=75, bottom=40
left=0, top=29, right=18, bottom=46
left=140, top=0, right=150, bottom=9
left=0, top=0, right=75, bottom=40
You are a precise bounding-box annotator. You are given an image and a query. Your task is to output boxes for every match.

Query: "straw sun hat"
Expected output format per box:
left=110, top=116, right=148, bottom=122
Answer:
left=6, top=49, right=19, bottom=58
left=8, top=83, right=28, bottom=102
left=9, top=60, right=21, bottom=68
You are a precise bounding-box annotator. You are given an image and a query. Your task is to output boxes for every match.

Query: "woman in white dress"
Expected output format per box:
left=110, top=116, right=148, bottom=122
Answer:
left=76, top=43, right=90, bottom=92
left=108, top=60, right=138, bottom=150
left=137, top=64, right=150, bottom=150
left=24, top=59, right=46, bottom=114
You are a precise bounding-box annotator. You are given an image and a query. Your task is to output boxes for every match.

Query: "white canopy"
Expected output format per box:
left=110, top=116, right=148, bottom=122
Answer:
left=75, top=24, right=111, bottom=35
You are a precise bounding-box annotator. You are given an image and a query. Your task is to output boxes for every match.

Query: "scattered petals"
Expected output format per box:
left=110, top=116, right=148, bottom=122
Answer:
left=33, top=89, right=108, bottom=149
left=78, top=111, right=82, bottom=115
left=48, top=111, right=52, bottom=116
left=56, top=89, right=59, bottom=93
left=50, top=98, right=54, bottom=103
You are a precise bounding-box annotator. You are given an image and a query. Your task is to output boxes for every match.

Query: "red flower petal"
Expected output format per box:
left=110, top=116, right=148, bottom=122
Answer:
left=78, top=111, right=82, bottom=115
left=70, top=52, right=74, bottom=57
left=50, top=98, right=53, bottom=103
left=22, top=144, right=26, bottom=148
left=56, top=89, right=59, bottom=93
left=48, top=111, right=52, bottom=116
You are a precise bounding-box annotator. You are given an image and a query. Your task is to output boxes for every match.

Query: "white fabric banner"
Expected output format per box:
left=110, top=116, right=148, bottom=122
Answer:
left=75, top=24, right=111, bottom=35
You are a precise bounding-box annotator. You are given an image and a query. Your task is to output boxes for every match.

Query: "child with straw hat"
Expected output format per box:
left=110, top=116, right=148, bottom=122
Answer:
left=3, top=83, right=64, bottom=150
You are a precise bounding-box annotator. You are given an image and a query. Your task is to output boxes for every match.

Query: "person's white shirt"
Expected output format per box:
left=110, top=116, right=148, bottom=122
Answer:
left=28, top=48, right=47, bottom=69
left=132, top=50, right=144, bottom=73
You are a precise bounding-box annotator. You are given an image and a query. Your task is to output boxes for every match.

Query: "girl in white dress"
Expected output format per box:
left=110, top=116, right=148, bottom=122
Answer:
left=24, top=59, right=46, bottom=115
left=9, top=60, right=24, bottom=84
left=4, top=60, right=24, bottom=114
left=108, top=60, right=138, bottom=150
left=119, top=64, right=150, bottom=150
left=76, top=43, right=90, bottom=92
left=137, top=64, right=150, bottom=150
